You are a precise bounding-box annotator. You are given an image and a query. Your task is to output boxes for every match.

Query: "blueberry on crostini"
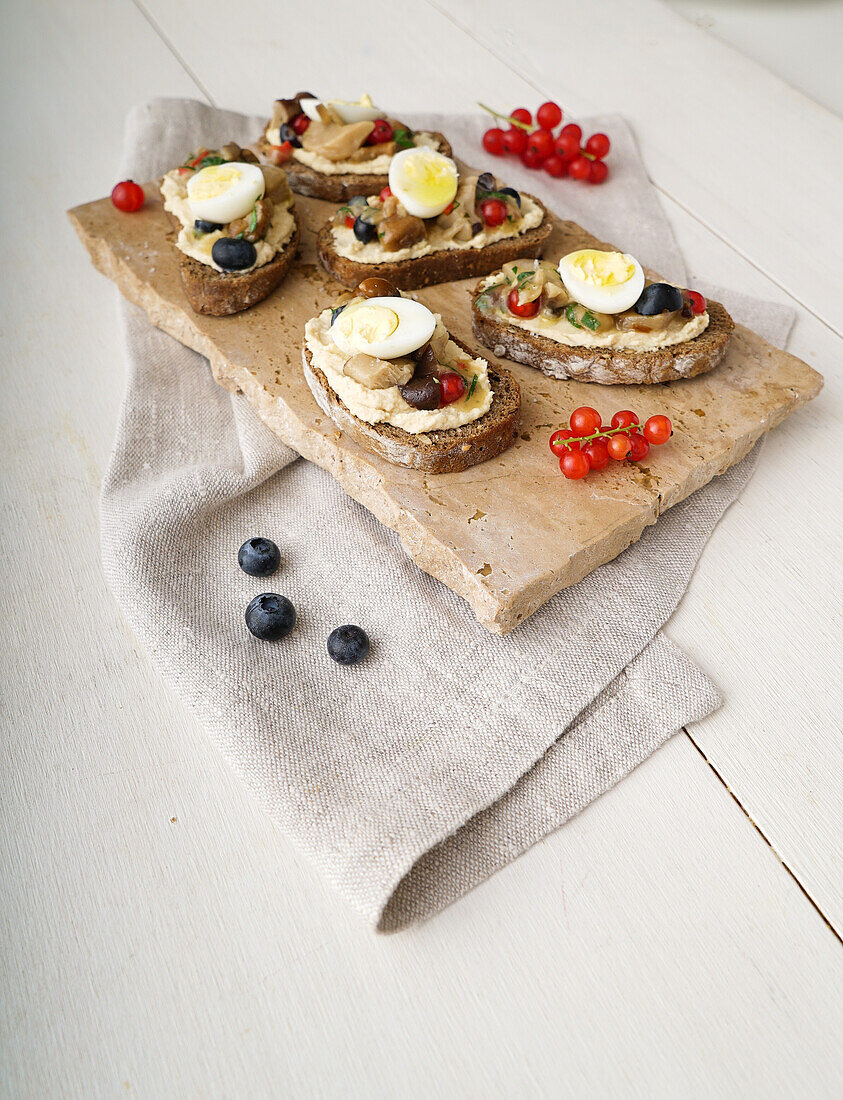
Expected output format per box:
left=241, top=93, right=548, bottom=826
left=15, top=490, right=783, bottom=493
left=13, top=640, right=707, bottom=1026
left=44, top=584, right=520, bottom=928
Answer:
left=327, top=625, right=370, bottom=665
left=194, top=218, right=224, bottom=234
left=212, top=237, right=257, bottom=271
left=238, top=537, right=281, bottom=577
left=634, top=282, right=684, bottom=316
left=353, top=215, right=378, bottom=244
left=245, top=594, right=296, bottom=641
left=278, top=123, right=300, bottom=148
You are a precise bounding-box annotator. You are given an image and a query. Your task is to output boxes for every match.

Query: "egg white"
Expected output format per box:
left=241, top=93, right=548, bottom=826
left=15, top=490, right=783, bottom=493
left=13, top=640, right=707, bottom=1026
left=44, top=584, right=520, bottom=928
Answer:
left=187, top=162, right=265, bottom=225
left=300, top=97, right=383, bottom=124
left=331, top=297, right=436, bottom=360
left=557, top=251, right=645, bottom=315
left=388, top=148, right=459, bottom=219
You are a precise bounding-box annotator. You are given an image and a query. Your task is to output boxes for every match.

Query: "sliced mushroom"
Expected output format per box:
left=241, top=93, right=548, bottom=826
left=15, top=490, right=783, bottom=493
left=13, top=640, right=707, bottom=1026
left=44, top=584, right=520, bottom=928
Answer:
left=412, top=343, right=439, bottom=375
left=437, top=174, right=477, bottom=242
left=259, top=164, right=292, bottom=203
left=218, top=142, right=243, bottom=162
left=227, top=196, right=274, bottom=242
left=399, top=375, right=441, bottom=410
left=615, top=309, right=678, bottom=333
left=348, top=142, right=397, bottom=163
left=564, top=303, right=615, bottom=333
left=270, top=98, right=303, bottom=129
left=300, top=119, right=375, bottom=162
left=357, top=277, right=401, bottom=299
left=380, top=215, right=426, bottom=251
left=342, top=353, right=415, bottom=389
left=428, top=326, right=449, bottom=361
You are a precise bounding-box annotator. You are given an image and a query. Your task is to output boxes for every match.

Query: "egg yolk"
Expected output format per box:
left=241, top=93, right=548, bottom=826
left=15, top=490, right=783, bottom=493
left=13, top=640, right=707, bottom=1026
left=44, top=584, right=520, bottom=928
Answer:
left=189, top=164, right=243, bottom=199
left=336, top=304, right=399, bottom=350
left=401, top=152, right=458, bottom=207
left=565, top=250, right=636, bottom=287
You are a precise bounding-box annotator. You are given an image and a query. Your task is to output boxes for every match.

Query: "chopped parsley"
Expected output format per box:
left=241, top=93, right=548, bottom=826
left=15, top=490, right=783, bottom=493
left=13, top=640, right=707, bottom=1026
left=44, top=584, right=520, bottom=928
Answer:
left=465, top=374, right=478, bottom=402
left=565, top=304, right=601, bottom=331
left=393, top=128, right=415, bottom=150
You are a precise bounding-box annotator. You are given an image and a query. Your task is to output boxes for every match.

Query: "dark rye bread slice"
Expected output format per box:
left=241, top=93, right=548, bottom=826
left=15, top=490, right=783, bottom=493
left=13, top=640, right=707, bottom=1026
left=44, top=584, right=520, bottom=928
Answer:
left=302, top=337, right=521, bottom=473
left=471, top=285, right=735, bottom=385
left=256, top=134, right=452, bottom=202
left=164, top=210, right=299, bottom=316
left=317, top=197, right=552, bottom=291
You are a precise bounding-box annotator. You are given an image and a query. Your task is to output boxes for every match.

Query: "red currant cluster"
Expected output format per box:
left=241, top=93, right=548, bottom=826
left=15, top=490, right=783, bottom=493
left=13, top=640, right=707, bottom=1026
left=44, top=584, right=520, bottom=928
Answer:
left=550, top=407, right=673, bottom=479
left=480, top=101, right=610, bottom=184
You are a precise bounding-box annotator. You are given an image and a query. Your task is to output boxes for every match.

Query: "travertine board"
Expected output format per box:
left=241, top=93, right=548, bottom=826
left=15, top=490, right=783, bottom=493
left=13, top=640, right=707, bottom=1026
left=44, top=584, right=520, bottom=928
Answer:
left=68, top=186, right=823, bottom=633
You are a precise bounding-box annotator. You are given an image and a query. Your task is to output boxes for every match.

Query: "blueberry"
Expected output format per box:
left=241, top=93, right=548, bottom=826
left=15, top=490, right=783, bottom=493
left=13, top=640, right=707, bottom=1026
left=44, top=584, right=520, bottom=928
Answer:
left=245, top=594, right=296, bottom=641
left=634, top=282, right=684, bottom=316
left=353, top=215, right=378, bottom=244
left=212, top=237, right=257, bottom=271
left=194, top=218, right=223, bottom=234
left=499, top=186, right=521, bottom=207
left=278, top=123, right=300, bottom=148
left=327, top=625, right=370, bottom=665
left=238, top=537, right=281, bottom=577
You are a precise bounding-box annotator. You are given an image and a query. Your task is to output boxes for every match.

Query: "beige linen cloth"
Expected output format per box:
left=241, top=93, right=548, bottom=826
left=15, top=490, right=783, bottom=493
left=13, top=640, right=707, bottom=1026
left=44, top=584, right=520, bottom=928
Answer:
left=102, top=100, right=793, bottom=930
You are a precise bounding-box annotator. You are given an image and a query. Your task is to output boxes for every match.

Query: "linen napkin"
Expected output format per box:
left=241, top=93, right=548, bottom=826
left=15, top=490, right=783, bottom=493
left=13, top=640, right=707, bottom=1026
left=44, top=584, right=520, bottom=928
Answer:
left=101, top=100, right=793, bottom=930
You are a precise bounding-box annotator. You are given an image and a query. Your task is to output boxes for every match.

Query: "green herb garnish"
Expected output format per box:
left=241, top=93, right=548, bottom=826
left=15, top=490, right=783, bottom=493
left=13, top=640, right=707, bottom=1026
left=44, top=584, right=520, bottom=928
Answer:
left=393, top=128, right=415, bottom=150
left=248, top=207, right=258, bottom=235
left=580, top=309, right=600, bottom=331
left=465, top=374, right=478, bottom=401
left=565, top=303, right=583, bottom=329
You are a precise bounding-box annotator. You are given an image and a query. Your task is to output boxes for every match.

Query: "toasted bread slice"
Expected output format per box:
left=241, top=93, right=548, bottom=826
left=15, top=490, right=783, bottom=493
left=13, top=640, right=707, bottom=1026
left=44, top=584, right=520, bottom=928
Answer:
left=471, top=287, right=735, bottom=385
left=256, top=133, right=453, bottom=203
left=164, top=210, right=299, bottom=317
left=302, top=337, right=521, bottom=473
left=317, top=199, right=552, bottom=291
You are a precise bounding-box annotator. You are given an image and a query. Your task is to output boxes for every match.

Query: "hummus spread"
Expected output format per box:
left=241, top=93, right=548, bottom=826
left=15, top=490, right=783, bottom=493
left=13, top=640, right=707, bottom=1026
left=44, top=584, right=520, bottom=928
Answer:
left=161, top=170, right=295, bottom=274
left=265, top=130, right=440, bottom=175
left=333, top=195, right=544, bottom=264
left=476, top=273, right=709, bottom=350
left=305, top=309, right=493, bottom=434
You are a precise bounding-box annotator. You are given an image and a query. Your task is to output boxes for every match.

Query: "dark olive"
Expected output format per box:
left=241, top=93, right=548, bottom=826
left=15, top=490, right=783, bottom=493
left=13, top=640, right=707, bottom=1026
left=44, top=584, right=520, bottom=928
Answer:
left=399, top=374, right=441, bottom=410
left=477, top=172, right=496, bottom=192
left=634, top=282, right=684, bottom=316
left=357, top=277, right=400, bottom=298
left=412, top=343, right=438, bottom=375
left=211, top=237, right=257, bottom=271
left=353, top=215, right=378, bottom=244
left=194, top=218, right=224, bottom=234
left=470, top=221, right=483, bottom=237
left=499, top=186, right=521, bottom=207
left=330, top=303, right=348, bottom=326
left=278, top=123, right=300, bottom=148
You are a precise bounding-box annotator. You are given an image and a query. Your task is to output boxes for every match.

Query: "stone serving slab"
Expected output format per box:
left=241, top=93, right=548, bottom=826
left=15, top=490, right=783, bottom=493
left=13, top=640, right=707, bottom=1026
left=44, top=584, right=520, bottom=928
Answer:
left=69, top=186, right=823, bottom=633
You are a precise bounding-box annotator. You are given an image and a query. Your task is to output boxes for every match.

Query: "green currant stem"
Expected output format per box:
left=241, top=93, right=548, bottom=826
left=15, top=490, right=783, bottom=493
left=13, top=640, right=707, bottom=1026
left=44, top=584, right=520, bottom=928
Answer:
left=565, top=424, right=642, bottom=445
left=477, top=102, right=533, bottom=132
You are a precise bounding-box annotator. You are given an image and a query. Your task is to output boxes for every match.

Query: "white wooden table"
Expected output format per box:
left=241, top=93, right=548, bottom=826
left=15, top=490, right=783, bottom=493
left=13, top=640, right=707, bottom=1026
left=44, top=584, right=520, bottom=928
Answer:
left=2, top=1, right=841, bottom=1095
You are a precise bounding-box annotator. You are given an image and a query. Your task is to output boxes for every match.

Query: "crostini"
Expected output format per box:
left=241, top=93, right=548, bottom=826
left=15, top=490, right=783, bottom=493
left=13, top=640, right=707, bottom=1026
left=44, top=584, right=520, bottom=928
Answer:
left=471, top=251, right=734, bottom=384
left=160, top=143, right=298, bottom=316
left=302, top=277, right=521, bottom=472
left=257, top=92, right=453, bottom=202
left=317, top=156, right=551, bottom=291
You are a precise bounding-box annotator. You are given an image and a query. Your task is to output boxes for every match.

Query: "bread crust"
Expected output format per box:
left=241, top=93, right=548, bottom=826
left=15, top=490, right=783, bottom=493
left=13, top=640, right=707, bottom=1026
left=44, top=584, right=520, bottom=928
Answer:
left=302, top=337, right=521, bottom=473
left=256, top=133, right=453, bottom=202
left=470, top=287, right=735, bottom=385
left=165, top=211, right=299, bottom=316
left=316, top=198, right=553, bottom=291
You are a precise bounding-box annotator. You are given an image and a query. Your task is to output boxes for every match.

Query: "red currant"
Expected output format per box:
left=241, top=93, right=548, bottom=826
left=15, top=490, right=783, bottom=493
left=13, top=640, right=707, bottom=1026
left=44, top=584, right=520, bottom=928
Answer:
left=588, top=161, right=608, bottom=184
left=367, top=119, right=393, bottom=145
left=585, top=132, right=610, bottom=159
left=507, top=288, right=541, bottom=318
left=503, top=128, right=528, bottom=155
left=560, top=123, right=583, bottom=144
left=291, top=112, right=311, bottom=136
left=378, top=186, right=392, bottom=202
left=569, top=155, right=592, bottom=180
left=628, top=433, right=651, bottom=462
left=520, top=146, right=546, bottom=170
left=549, top=429, right=580, bottom=456
left=536, top=101, right=563, bottom=129
left=611, top=410, right=639, bottom=430
left=582, top=438, right=610, bottom=471
left=439, top=372, right=467, bottom=405
left=482, top=127, right=506, bottom=155
left=570, top=406, right=602, bottom=434
left=554, top=132, right=580, bottom=161
left=528, top=128, right=555, bottom=158
left=643, top=415, right=672, bottom=445
left=607, top=434, right=632, bottom=461
left=510, top=108, right=532, bottom=128
left=480, top=198, right=508, bottom=227
left=111, top=180, right=145, bottom=212
left=560, top=451, right=591, bottom=479
left=543, top=154, right=567, bottom=178
left=685, top=290, right=707, bottom=315
left=344, top=214, right=355, bottom=228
